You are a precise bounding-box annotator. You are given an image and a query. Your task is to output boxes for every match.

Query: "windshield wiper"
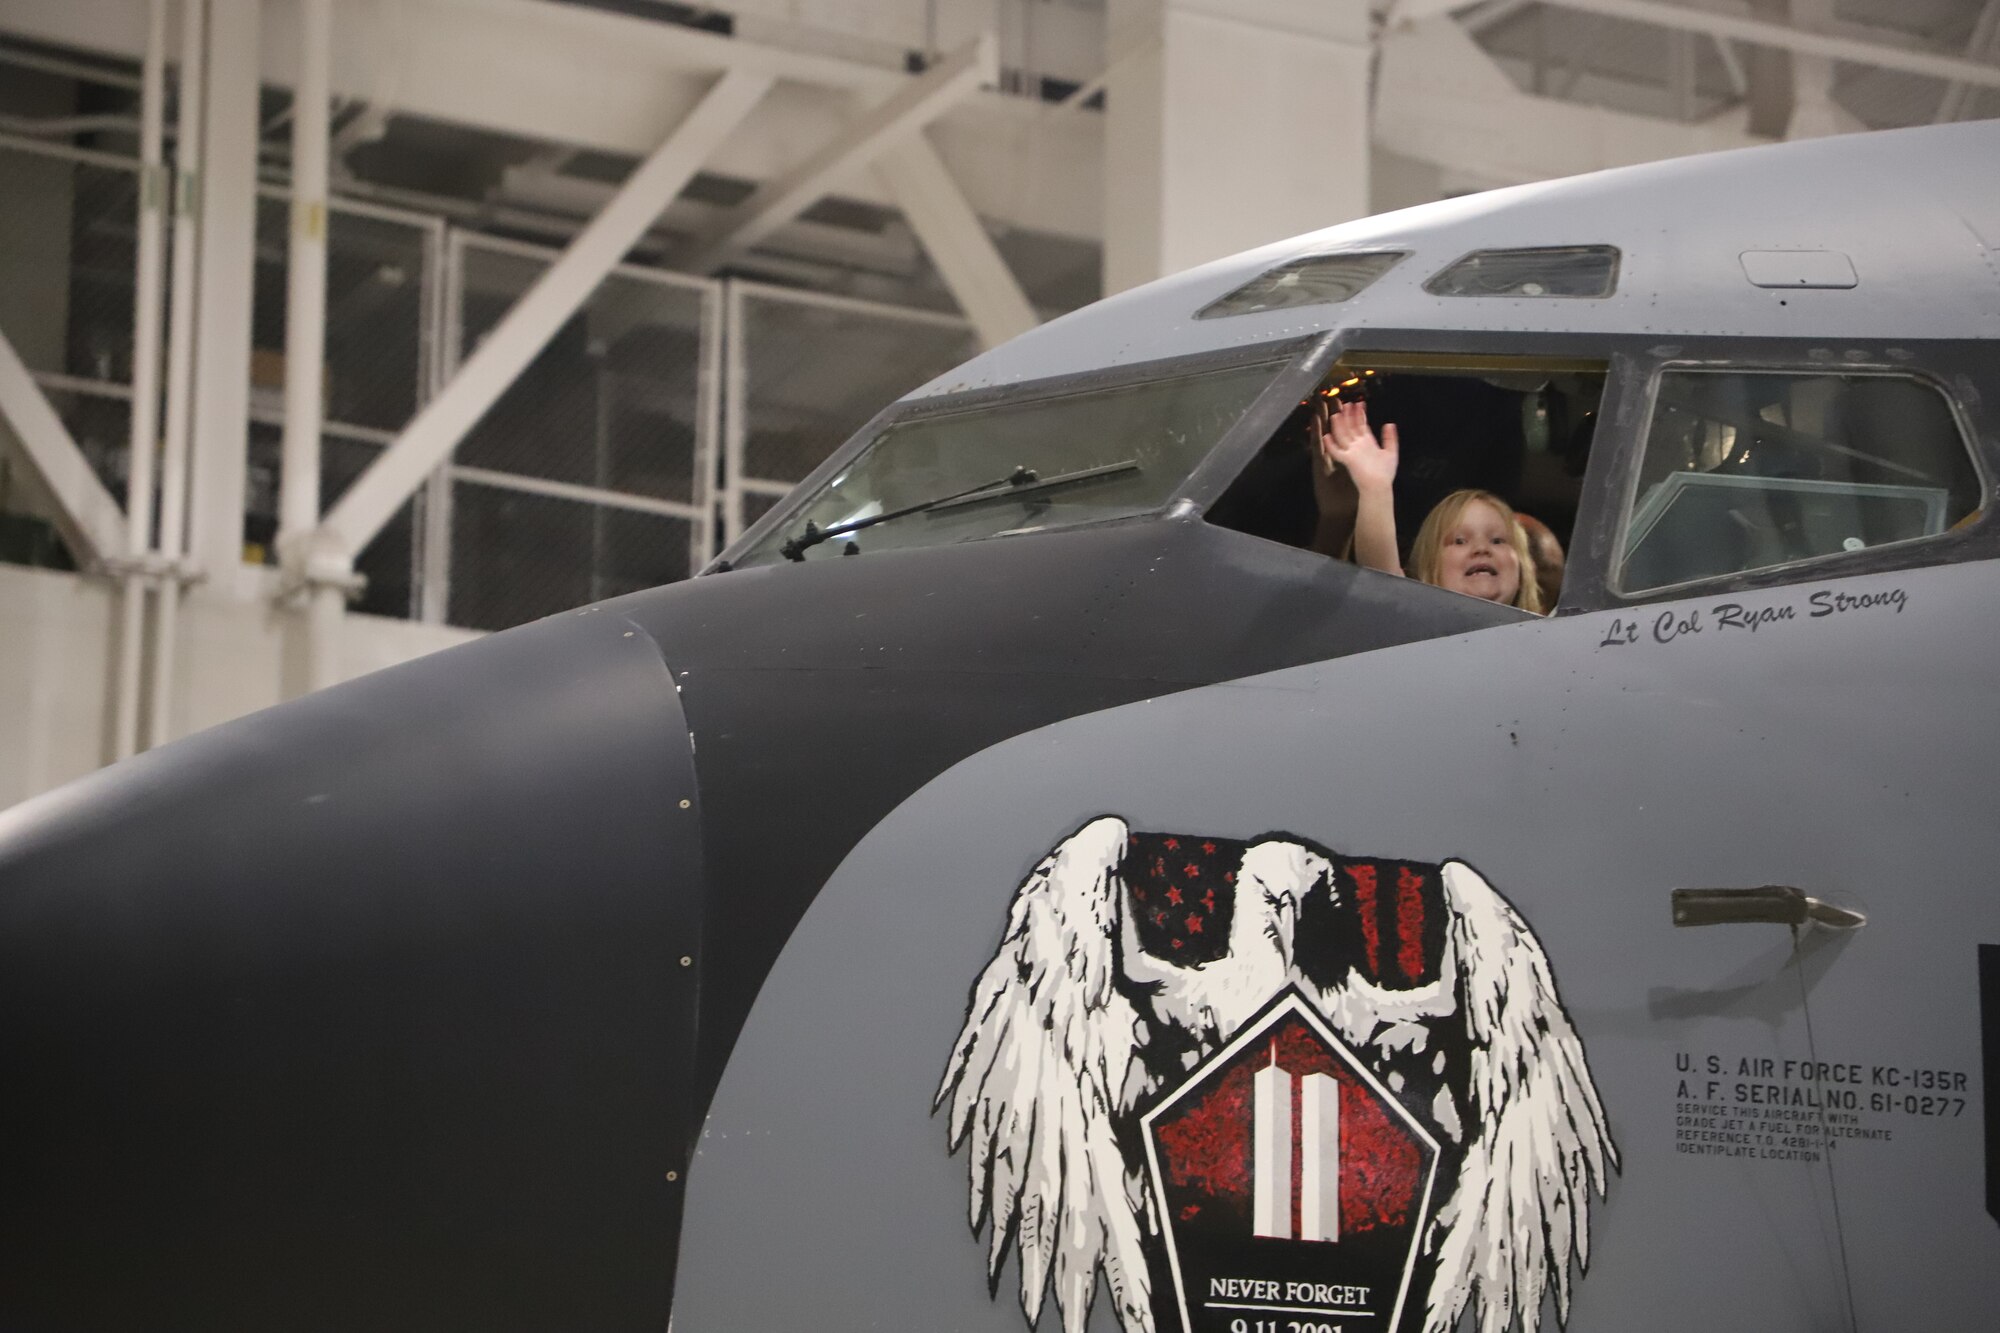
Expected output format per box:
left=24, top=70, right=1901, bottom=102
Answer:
left=924, top=459, right=1140, bottom=513
left=780, top=466, right=1039, bottom=561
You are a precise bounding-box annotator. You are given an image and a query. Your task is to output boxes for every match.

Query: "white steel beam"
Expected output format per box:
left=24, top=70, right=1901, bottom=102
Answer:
left=0, top=334, right=127, bottom=569
left=321, top=67, right=774, bottom=559
left=0, top=0, right=1103, bottom=244
left=1377, top=15, right=1765, bottom=186
left=1538, top=0, right=2000, bottom=91
left=1461, top=0, right=1538, bottom=34
left=876, top=133, right=1036, bottom=349
left=1385, top=0, right=1493, bottom=25
left=682, top=34, right=996, bottom=274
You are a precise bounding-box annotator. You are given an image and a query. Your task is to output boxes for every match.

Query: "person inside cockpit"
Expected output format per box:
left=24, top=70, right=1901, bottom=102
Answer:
left=1316, top=398, right=1545, bottom=614
left=1515, top=511, right=1566, bottom=609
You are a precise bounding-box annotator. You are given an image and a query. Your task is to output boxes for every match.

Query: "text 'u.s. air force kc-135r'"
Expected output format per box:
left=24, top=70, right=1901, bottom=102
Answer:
left=4, top=118, right=2000, bottom=1332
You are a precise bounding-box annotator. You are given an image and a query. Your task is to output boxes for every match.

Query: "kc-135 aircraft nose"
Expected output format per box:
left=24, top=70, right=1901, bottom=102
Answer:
left=0, top=513, right=1516, bottom=1328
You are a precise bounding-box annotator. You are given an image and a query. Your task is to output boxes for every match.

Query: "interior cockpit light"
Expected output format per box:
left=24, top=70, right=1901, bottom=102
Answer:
left=1195, top=250, right=1409, bottom=320
left=1424, top=245, right=1620, bottom=298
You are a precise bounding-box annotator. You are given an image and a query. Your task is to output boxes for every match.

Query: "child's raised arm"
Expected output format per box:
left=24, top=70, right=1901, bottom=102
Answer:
left=1317, top=398, right=1402, bottom=577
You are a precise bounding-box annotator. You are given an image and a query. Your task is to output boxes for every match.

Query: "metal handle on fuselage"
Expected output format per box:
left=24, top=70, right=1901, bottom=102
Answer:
left=1672, top=885, right=1866, bottom=930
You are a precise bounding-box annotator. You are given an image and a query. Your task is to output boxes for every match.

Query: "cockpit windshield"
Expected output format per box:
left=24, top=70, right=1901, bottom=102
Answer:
left=730, top=355, right=1290, bottom=567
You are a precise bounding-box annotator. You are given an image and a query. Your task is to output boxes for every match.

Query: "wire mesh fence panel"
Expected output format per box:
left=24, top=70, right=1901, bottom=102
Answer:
left=325, top=434, right=418, bottom=620
left=725, top=281, right=977, bottom=544
left=0, top=142, right=145, bottom=391
left=455, top=239, right=710, bottom=504
left=250, top=192, right=431, bottom=436
left=245, top=195, right=435, bottom=618
left=48, top=386, right=132, bottom=502
left=243, top=419, right=417, bottom=619
left=441, top=235, right=716, bottom=631
left=740, top=489, right=781, bottom=534
left=0, top=386, right=131, bottom=571
left=447, top=481, right=693, bottom=632
left=0, top=140, right=149, bottom=573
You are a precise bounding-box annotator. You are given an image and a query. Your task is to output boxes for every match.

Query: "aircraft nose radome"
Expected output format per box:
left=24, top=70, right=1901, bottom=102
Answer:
left=0, top=610, right=703, bottom=1331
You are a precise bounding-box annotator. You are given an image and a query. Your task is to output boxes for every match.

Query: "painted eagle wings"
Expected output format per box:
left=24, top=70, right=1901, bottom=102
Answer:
left=1419, top=860, right=1619, bottom=1333
left=934, top=816, right=1157, bottom=1333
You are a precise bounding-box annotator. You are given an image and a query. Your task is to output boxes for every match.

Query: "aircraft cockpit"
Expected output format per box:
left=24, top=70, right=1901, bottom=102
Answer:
left=729, top=322, right=1985, bottom=625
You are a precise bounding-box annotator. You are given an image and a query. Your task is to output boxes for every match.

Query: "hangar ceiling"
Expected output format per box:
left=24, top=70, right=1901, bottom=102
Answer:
left=1, top=0, right=1995, bottom=316
left=1472, top=0, right=1999, bottom=131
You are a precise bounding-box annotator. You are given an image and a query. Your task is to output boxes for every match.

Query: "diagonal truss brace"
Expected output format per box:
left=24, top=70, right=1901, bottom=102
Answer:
left=0, top=327, right=127, bottom=569
left=681, top=33, right=997, bottom=275
left=876, top=134, right=1036, bottom=350
left=319, top=66, right=774, bottom=560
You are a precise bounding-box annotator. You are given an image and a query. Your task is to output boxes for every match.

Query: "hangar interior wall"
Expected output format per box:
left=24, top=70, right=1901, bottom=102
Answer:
left=0, top=561, right=478, bottom=810
left=4, top=0, right=1989, bottom=808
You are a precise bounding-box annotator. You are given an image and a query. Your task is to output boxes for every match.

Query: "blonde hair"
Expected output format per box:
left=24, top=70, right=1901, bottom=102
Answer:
left=1409, top=489, right=1544, bottom=614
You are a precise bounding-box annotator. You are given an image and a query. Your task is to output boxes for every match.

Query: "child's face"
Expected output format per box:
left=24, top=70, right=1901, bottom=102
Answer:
left=1434, top=499, right=1522, bottom=605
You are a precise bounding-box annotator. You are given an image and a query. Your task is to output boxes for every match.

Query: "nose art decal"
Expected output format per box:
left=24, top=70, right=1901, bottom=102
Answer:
left=935, top=817, right=1618, bottom=1333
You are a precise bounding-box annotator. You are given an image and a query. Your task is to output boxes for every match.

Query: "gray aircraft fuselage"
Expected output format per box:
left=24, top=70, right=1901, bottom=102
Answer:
left=3, top=120, right=1998, bottom=1331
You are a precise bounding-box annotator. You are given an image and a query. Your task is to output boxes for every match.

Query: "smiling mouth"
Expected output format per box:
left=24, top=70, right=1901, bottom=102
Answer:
left=1466, top=562, right=1499, bottom=578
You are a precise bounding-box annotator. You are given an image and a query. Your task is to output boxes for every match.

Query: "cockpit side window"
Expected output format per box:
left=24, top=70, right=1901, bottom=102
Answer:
left=1205, top=354, right=1605, bottom=610
left=1614, top=370, right=1983, bottom=595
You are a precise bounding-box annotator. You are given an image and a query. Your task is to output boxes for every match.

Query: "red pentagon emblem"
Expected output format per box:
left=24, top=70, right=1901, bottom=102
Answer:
left=1141, top=991, right=1440, bottom=1333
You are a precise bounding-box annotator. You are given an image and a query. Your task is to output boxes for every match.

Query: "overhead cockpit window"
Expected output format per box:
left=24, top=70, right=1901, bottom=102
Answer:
left=1424, top=246, right=1619, bottom=299
left=731, top=355, right=1289, bottom=567
left=1616, top=370, right=1982, bottom=594
left=1195, top=251, right=1408, bottom=320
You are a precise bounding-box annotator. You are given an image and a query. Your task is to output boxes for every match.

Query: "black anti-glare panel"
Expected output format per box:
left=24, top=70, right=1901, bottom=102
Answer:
left=1424, top=245, right=1620, bottom=298
left=1196, top=251, right=1409, bottom=320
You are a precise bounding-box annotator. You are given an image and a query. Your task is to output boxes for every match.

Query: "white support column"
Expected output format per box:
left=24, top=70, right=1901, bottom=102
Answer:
left=0, top=331, right=127, bottom=569
left=875, top=134, right=1036, bottom=350
left=414, top=221, right=455, bottom=625
left=114, top=0, right=169, bottom=760
left=150, top=0, right=207, bottom=750
left=279, top=0, right=331, bottom=558
left=720, top=279, right=748, bottom=546
left=279, top=0, right=341, bottom=694
left=320, top=67, right=774, bottom=560
left=691, top=280, right=723, bottom=570
left=1104, top=0, right=1374, bottom=294
left=681, top=34, right=997, bottom=275
left=185, top=0, right=260, bottom=588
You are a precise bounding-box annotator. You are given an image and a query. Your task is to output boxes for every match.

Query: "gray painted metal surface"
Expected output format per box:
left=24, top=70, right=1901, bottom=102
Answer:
left=680, top=561, right=1997, bottom=1329
left=7, top=121, right=2000, bottom=1332
left=913, top=120, right=2000, bottom=395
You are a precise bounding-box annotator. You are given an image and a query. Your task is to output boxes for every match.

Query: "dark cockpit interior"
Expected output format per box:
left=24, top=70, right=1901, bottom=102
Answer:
left=1205, top=357, right=1605, bottom=607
